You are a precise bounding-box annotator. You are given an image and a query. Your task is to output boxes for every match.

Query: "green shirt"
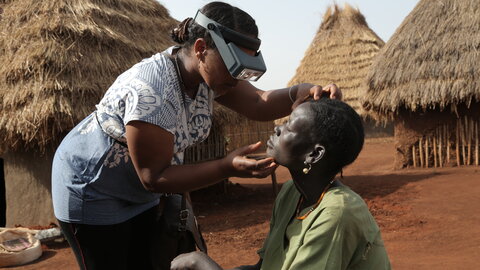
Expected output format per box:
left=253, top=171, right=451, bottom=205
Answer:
left=258, top=180, right=391, bottom=270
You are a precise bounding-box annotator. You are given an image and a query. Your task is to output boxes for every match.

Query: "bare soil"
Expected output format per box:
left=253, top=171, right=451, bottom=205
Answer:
left=9, top=138, right=480, bottom=269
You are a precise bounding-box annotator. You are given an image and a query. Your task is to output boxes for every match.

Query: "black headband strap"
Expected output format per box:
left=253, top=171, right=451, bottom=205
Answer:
left=194, top=10, right=261, bottom=51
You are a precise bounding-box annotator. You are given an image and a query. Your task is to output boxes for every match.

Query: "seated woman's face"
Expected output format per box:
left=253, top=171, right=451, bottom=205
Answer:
left=266, top=102, right=317, bottom=167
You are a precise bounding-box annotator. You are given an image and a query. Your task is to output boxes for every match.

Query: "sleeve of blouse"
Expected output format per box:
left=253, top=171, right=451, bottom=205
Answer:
left=122, top=62, right=180, bottom=135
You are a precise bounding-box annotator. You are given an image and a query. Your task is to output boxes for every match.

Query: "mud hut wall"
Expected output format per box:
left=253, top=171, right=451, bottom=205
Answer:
left=4, top=148, right=56, bottom=227
left=361, top=118, right=393, bottom=138
left=394, top=103, right=480, bottom=169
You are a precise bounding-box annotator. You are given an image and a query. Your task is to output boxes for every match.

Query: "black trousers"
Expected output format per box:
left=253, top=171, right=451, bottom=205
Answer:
left=58, top=206, right=157, bottom=270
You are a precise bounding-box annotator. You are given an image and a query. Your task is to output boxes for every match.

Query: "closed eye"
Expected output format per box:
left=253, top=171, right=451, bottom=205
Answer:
left=284, top=119, right=291, bottom=131
left=285, top=122, right=292, bottom=132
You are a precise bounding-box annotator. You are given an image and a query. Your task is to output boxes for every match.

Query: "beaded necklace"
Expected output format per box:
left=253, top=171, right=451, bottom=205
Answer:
left=295, top=179, right=336, bottom=220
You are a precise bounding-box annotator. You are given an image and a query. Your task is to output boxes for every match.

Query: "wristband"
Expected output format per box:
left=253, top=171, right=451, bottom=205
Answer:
left=288, top=86, right=295, bottom=104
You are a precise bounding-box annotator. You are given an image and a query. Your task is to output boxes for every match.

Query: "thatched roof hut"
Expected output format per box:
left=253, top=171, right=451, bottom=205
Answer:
left=276, top=4, right=390, bottom=137
left=0, top=0, right=177, bottom=226
left=362, top=0, right=480, bottom=117
left=0, top=0, right=177, bottom=153
left=288, top=4, right=384, bottom=116
left=362, top=0, right=480, bottom=168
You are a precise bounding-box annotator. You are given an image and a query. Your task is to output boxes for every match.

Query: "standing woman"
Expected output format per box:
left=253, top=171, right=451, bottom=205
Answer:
left=52, top=1, right=341, bottom=270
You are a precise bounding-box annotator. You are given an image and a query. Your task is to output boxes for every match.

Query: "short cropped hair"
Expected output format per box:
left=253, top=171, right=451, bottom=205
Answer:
left=309, top=98, right=364, bottom=174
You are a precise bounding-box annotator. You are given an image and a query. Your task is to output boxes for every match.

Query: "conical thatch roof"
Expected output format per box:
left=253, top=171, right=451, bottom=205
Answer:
left=0, top=0, right=178, bottom=153
left=288, top=4, right=384, bottom=117
left=362, top=0, right=480, bottom=118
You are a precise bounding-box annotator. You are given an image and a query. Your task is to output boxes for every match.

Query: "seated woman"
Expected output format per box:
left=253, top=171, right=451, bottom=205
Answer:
left=171, top=98, right=391, bottom=270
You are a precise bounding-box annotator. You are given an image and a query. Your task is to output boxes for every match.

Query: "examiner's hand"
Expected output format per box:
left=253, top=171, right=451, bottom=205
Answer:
left=171, top=251, right=222, bottom=270
left=292, top=83, right=342, bottom=109
left=320, top=83, right=342, bottom=100
left=222, top=142, right=278, bottom=178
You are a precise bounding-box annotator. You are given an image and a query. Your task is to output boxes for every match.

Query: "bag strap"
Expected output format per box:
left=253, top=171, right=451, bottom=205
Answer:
left=178, top=193, right=188, bottom=232
left=161, top=51, right=207, bottom=252
left=162, top=50, right=187, bottom=105
left=181, top=193, right=208, bottom=253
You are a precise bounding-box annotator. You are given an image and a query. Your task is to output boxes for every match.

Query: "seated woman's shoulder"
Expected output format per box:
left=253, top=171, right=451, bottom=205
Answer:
left=320, top=185, right=375, bottom=224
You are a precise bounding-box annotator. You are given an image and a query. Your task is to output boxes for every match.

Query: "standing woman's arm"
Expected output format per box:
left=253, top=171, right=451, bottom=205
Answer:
left=215, top=81, right=341, bottom=121
left=125, top=121, right=277, bottom=194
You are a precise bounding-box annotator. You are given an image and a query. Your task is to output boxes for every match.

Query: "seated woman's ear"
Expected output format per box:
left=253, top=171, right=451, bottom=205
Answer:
left=305, top=144, right=326, bottom=164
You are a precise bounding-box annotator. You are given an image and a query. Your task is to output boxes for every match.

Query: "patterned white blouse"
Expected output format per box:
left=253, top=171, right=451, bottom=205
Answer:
left=52, top=47, right=214, bottom=225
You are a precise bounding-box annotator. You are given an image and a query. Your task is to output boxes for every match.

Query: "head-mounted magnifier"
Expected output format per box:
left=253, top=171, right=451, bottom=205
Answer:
left=193, top=10, right=267, bottom=82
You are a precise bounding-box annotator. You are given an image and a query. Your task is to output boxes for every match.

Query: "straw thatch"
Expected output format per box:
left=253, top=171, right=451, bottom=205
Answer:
left=0, top=0, right=178, bottom=153
left=287, top=4, right=384, bottom=117
left=361, top=0, right=480, bottom=169
left=362, top=0, right=480, bottom=118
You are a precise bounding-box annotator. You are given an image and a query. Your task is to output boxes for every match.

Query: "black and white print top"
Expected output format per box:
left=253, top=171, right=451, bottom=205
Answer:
left=52, top=47, right=214, bottom=225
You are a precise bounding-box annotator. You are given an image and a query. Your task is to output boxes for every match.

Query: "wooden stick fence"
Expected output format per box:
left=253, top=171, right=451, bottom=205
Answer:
left=184, top=129, right=226, bottom=164
left=410, top=116, right=480, bottom=168
left=184, top=121, right=275, bottom=164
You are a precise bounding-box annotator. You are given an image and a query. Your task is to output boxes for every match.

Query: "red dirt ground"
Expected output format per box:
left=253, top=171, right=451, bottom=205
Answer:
left=9, top=138, right=480, bottom=269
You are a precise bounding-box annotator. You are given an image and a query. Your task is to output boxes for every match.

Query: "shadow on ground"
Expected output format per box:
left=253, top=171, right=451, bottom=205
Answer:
left=342, top=171, right=444, bottom=200
left=192, top=170, right=443, bottom=232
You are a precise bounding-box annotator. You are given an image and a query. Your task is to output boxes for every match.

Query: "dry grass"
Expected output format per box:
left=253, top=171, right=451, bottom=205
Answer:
left=0, top=0, right=178, bottom=153
left=288, top=4, right=384, bottom=117
left=362, top=0, right=480, bottom=119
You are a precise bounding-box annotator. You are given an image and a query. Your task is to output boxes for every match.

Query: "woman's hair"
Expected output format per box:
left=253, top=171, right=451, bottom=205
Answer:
left=309, top=98, right=364, bottom=174
left=170, top=1, right=258, bottom=49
